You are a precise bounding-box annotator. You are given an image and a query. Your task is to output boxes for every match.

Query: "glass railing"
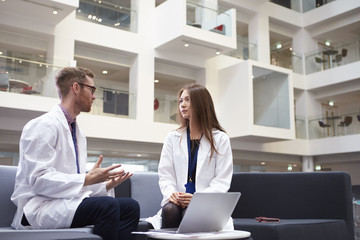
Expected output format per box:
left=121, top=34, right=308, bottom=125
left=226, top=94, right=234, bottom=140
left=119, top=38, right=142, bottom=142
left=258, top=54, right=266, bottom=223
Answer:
left=0, top=53, right=136, bottom=119
left=89, top=86, right=136, bottom=119
left=270, top=0, right=336, bottom=13
left=76, top=0, right=137, bottom=32
left=305, top=40, right=360, bottom=74
left=302, top=0, right=336, bottom=12
left=271, top=47, right=303, bottom=74
left=226, top=35, right=258, bottom=61
left=154, top=93, right=178, bottom=124
left=295, top=116, right=307, bottom=139
left=186, top=1, right=232, bottom=37
left=0, top=54, right=65, bottom=96
left=308, top=112, right=360, bottom=139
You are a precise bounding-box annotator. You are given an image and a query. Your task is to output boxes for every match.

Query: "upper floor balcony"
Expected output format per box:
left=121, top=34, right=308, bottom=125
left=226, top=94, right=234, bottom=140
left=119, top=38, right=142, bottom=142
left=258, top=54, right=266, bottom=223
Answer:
left=270, top=0, right=336, bottom=13
left=0, top=0, right=78, bottom=26
left=0, top=50, right=137, bottom=121
left=76, top=0, right=138, bottom=33
left=217, top=59, right=296, bottom=142
left=154, top=0, right=236, bottom=60
left=305, top=40, right=360, bottom=75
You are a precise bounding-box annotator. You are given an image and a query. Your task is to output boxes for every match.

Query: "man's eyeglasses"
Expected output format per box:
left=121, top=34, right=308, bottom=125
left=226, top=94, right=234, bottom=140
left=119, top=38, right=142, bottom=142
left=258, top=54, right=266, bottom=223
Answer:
left=76, top=82, right=96, bottom=94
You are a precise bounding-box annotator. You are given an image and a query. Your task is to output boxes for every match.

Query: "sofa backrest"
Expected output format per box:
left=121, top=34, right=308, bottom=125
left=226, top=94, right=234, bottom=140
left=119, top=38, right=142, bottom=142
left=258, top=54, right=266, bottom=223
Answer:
left=130, top=172, right=162, bottom=218
left=230, top=171, right=353, bottom=221
left=0, top=165, right=17, bottom=227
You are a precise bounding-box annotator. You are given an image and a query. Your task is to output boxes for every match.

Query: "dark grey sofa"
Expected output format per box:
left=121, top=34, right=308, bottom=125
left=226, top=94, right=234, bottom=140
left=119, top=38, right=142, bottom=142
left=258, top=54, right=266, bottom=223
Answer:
left=1, top=165, right=354, bottom=240
left=0, top=165, right=101, bottom=240
left=229, top=172, right=354, bottom=240
left=116, top=171, right=354, bottom=240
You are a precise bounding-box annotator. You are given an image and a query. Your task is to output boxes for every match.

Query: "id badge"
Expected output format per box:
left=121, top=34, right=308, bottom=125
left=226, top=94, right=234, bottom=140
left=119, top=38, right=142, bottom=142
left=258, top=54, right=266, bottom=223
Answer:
left=185, top=182, right=195, bottom=194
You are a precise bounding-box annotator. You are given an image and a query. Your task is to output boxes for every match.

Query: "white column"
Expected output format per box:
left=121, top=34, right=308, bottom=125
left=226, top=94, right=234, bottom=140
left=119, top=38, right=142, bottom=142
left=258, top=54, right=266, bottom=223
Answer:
left=249, top=12, right=270, bottom=64
left=45, top=12, right=76, bottom=98
left=302, top=156, right=314, bottom=172
left=129, top=0, right=155, bottom=122
left=293, top=28, right=318, bottom=74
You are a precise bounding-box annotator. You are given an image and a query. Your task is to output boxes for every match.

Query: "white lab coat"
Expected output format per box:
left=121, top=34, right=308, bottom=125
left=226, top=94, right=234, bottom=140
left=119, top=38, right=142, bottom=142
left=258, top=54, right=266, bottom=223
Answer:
left=11, top=105, right=112, bottom=230
left=146, top=128, right=234, bottom=229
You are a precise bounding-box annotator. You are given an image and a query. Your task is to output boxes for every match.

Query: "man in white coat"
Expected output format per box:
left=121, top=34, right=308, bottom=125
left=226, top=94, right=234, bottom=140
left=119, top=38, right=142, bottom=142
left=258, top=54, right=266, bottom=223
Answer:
left=11, top=67, right=139, bottom=240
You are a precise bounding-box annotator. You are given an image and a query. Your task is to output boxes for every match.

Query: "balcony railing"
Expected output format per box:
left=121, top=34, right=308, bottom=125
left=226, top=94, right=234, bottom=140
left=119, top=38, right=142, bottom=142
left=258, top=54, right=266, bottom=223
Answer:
left=305, top=40, right=360, bottom=74
left=76, top=0, right=137, bottom=32
left=270, top=0, right=336, bottom=13
left=271, top=47, right=303, bottom=74
left=226, top=35, right=257, bottom=61
left=295, top=116, right=307, bottom=139
left=186, top=0, right=232, bottom=37
left=154, top=93, right=178, bottom=124
left=89, top=86, right=136, bottom=119
left=0, top=53, right=136, bottom=119
left=304, top=112, right=360, bottom=139
left=0, top=54, right=65, bottom=96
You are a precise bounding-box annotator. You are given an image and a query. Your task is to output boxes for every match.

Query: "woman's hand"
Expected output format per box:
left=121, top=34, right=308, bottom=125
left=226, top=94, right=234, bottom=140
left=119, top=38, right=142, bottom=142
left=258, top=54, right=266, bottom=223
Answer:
left=169, top=192, right=181, bottom=205
left=177, top=193, right=193, bottom=208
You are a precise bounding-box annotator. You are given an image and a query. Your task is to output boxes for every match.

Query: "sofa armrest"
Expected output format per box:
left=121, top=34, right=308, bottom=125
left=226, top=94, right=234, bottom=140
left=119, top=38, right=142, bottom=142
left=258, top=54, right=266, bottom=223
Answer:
left=130, top=172, right=162, bottom=219
left=0, top=166, right=17, bottom=227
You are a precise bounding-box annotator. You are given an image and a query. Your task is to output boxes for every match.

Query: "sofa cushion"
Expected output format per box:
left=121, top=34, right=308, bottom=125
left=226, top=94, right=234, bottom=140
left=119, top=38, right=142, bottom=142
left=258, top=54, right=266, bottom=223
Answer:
left=0, top=166, right=17, bottom=227
left=130, top=172, right=162, bottom=219
left=0, top=231, right=101, bottom=239
left=114, top=178, right=131, bottom=198
left=234, top=218, right=349, bottom=240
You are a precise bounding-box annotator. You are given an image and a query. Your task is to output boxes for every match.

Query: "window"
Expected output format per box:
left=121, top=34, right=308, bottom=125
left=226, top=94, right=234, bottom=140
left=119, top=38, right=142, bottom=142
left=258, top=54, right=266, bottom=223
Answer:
left=103, top=90, right=129, bottom=116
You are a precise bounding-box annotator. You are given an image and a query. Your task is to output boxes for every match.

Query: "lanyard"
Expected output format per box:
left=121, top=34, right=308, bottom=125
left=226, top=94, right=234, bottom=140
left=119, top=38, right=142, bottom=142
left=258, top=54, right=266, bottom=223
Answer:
left=71, top=122, right=80, bottom=174
left=187, top=127, right=200, bottom=183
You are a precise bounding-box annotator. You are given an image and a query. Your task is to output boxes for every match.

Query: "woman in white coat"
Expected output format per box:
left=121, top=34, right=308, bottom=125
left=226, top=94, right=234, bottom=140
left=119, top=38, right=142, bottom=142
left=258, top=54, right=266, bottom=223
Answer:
left=149, top=84, right=233, bottom=229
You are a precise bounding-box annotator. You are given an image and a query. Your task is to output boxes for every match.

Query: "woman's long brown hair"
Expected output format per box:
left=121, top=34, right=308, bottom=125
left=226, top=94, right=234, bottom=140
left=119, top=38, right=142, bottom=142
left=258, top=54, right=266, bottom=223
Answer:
left=177, top=84, right=225, bottom=159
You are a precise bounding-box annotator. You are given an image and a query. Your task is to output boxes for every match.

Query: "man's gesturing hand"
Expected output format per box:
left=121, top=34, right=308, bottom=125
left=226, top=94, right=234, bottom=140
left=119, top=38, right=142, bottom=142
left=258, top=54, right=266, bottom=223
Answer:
left=84, top=155, right=125, bottom=187
left=106, top=171, right=133, bottom=191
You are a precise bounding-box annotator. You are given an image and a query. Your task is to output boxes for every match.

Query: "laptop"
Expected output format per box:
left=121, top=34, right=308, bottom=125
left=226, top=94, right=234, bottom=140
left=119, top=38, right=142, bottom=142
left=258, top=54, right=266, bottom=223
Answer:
left=152, top=192, right=241, bottom=234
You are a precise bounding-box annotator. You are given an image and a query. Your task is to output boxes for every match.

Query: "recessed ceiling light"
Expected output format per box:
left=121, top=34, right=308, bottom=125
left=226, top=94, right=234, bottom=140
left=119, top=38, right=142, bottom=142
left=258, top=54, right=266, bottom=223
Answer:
left=0, top=52, right=3, bottom=55
left=114, top=22, right=120, bottom=27
left=261, top=162, right=266, bottom=165
left=102, top=70, right=108, bottom=75
left=52, top=9, right=58, bottom=15
left=276, top=43, right=282, bottom=49
left=216, top=50, right=220, bottom=55
left=287, top=164, right=293, bottom=171
left=184, top=43, right=189, bottom=47
left=136, top=154, right=142, bottom=157
left=328, top=100, right=334, bottom=107
left=154, top=79, right=159, bottom=83
left=325, top=41, right=331, bottom=46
